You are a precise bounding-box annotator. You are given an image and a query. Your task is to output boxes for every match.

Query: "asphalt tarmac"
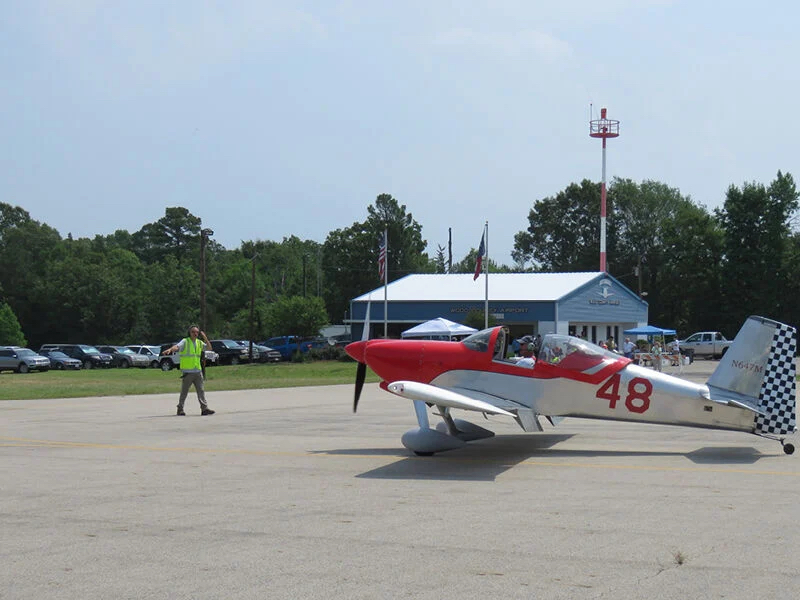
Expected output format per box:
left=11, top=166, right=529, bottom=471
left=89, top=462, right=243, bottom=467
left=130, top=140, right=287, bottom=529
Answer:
left=2, top=359, right=799, bottom=599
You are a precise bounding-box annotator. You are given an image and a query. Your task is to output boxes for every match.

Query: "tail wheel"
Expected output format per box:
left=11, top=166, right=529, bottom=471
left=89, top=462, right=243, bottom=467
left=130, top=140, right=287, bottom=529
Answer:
left=784, top=443, right=795, bottom=455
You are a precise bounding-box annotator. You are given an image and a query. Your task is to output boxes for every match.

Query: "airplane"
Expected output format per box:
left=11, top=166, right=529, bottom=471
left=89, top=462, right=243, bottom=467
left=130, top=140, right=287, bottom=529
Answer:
left=346, top=315, right=797, bottom=456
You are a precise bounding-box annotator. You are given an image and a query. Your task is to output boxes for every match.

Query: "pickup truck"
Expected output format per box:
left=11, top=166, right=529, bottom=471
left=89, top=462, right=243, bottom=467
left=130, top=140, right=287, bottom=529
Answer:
left=679, top=331, right=733, bottom=359
left=261, top=336, right=314, bottom=361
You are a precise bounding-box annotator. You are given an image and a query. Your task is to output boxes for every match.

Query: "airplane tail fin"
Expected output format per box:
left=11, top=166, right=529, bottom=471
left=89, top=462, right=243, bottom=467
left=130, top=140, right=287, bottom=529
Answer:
left=706, top=316, right=796, bottom=436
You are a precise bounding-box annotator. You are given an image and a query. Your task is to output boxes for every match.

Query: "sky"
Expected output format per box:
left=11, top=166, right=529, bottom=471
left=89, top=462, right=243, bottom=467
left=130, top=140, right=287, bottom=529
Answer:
left=2, top=1, right=798, bottom=265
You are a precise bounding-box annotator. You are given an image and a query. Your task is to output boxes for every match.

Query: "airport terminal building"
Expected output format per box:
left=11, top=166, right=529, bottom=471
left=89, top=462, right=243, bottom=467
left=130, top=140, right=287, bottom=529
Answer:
left=350, top=272, right=648, bottom=345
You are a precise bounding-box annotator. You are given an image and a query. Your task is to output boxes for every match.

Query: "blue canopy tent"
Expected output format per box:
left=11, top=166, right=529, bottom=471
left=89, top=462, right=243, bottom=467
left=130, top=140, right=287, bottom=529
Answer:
left=623, top=325, right=676, bottom=336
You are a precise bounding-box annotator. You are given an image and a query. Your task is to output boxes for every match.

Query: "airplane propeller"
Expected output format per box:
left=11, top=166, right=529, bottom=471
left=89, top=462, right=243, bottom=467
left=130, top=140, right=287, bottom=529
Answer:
left=354, top=361, right=366, bottom=413
left=351, top=299, right=371, bottom=414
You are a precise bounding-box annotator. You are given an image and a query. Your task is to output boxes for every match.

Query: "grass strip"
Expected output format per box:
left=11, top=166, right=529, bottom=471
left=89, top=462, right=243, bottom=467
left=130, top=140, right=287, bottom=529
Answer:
left=0, top=361, right=379, bottom=401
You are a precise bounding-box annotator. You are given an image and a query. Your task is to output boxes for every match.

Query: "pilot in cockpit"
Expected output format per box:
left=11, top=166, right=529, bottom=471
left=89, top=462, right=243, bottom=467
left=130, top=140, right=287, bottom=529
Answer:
left=515, top=335, right=536, bottom=368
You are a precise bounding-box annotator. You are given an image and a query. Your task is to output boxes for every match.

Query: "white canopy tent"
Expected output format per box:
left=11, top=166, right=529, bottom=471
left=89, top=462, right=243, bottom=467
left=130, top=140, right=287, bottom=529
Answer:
left=401, top=318, right=478, bottom=341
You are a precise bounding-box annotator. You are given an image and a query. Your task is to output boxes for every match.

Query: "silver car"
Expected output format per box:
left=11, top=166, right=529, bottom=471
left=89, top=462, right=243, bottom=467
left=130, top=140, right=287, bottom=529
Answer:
left=126, top=345, right=163, bottom=368
left=0, top=347, right=51, bottom=373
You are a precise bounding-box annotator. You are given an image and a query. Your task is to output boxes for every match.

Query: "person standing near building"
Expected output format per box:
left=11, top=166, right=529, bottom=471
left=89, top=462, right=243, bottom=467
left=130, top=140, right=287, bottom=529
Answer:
left=652, top=340, right=663, bottom=372
left=622, top=337, right=636, bottom=359
left=163, top=325, right=215, bottom=416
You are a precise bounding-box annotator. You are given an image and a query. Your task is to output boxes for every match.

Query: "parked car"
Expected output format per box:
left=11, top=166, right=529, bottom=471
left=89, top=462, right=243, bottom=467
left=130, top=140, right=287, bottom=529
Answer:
left=261, top=336, right=314, bottom=360
left=125, top=345, right=162, bottom=368
left=38, top=349, right=82, bottom=370
left=0, top=346, right=51, bottom=373
left=97, top=345, right=151, bottom=368
left=679, top=331, right=733, bottom=359
left=210, top=339, right=255, bottom=365
left=237, top=341, right=281, bottom=363
left=158, top=343, right=220, bottom=371
left=39, top=344, right=113, bottom=369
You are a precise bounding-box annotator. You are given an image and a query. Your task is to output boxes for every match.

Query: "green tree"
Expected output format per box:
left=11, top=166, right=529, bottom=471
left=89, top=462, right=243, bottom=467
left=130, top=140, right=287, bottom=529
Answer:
left=513, top=179, right=609, bottom=271
left=131, top=207, right=203, bottom=265
left=717, top=171, right=798, bottom=332
left=0, top=203, right=32, bottom=240
left=657, top=202, right=724, bottom=335
left=452, top=247, right=515, bottom=274
left=434, top=244, right=447, bottom=273
left=462, top=309, right=498, bottom=330
left=323, top=194, right=429, bottom=321
left=0, top=219, right=63, bottom=347
left=133, top=257, right=200, bottom=342
left=611, top=178, right=704, bottom=325
left=265, top=296, right=329, bottom=338
left=0, top=302, right=26, bottom=346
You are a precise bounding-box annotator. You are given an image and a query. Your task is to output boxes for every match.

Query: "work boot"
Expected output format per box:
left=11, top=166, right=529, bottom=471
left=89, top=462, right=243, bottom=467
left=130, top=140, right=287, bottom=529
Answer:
left=177, top=407, right=185, bottom=416
left=201, top=408, right=215, bottom=416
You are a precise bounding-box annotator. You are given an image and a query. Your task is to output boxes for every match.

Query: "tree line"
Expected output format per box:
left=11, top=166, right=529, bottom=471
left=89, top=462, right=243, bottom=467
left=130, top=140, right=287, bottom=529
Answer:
left=0, top=173, right=797, bottom=348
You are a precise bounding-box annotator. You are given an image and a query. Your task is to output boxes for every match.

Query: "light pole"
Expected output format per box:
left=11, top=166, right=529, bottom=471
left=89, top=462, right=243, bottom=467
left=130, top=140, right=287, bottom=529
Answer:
left=302, top=253, right=308, bottom=298
left=249, top=253, right=258, bottom=362
left=200, top=228, right=214, bottom=333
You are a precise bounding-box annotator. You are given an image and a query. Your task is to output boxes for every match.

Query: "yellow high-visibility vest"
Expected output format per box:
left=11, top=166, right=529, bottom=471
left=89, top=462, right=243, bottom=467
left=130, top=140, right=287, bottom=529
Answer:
left=179, top=338, right=203, bottom=371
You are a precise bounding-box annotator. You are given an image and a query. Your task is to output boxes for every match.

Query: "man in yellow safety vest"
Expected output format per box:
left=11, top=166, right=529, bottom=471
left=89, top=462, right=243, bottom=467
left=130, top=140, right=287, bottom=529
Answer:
left=163, top=325, right=215, bottom=416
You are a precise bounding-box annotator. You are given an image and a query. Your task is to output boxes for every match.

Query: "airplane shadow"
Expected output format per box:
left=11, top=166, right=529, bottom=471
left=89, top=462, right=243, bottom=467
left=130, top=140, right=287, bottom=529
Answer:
left=321, top=434, right=575, bottom=482
left=685, top=446, right=768, bottom=465
left=318, top=437, right=775, bottom=481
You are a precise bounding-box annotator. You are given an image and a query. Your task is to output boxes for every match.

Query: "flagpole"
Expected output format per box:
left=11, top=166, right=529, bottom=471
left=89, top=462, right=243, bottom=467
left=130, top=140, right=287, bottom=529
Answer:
left=383, top=228, right=388, bottom=338
left=484, top=221, right=489, bottom=329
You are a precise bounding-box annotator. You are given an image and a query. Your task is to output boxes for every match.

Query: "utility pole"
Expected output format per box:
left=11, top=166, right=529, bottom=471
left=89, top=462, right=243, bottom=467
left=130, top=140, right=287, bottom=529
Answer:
left=249, top=253, right=257, bottom=362
left=302, top=254, right=308, bottom=297
left=200, top=228, right=214, bottom=333
left=448, top=227, right=452, bottom=273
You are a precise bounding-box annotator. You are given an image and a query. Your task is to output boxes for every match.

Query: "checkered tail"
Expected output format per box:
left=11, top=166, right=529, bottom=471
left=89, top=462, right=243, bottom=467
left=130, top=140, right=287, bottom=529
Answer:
left=754, top=323, right=797, bottom=436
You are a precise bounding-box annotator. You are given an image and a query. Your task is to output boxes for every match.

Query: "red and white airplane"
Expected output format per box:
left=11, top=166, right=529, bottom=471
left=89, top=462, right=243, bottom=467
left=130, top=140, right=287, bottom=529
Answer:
left=346, top=315, right=797, bottom=456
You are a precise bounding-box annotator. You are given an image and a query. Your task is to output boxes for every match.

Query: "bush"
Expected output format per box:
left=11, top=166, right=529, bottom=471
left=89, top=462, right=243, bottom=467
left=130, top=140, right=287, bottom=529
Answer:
left=0, top=302, right=26, bottom=347
left=308, top=345, right=349, bottom=362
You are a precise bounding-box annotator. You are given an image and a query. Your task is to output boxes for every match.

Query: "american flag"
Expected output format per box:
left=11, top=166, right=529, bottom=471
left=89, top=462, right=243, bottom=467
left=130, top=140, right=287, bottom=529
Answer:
left=473, top=230, right=485, bottom=280
left=378, top=230, right=387, bottom=281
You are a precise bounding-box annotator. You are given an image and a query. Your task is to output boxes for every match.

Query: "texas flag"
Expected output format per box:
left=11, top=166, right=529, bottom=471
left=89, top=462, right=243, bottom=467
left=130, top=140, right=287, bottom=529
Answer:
left=473, top=231, right=485, bottom=280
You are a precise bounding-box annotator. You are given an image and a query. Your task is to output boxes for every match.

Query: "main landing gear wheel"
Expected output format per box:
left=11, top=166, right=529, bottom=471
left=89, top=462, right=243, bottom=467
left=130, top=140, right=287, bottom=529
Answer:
left=414, top=451, right=434, bottom=457
left=782, top=442, right=795, bottom=455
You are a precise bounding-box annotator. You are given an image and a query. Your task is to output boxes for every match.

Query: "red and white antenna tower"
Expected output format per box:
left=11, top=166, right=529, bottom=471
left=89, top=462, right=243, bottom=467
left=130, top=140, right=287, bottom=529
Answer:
left=589, top=107, right=620, bottom=273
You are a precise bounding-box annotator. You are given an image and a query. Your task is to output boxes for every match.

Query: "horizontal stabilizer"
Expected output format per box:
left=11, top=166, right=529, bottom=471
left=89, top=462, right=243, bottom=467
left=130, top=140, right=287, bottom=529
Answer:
left=705, top=387, right=765, bottom=415
left=387, top=381, right=515, bottom=417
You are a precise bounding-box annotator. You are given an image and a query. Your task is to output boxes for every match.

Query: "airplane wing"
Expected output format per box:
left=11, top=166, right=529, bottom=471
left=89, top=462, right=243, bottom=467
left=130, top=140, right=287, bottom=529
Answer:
left=386, top=381, right=517, bottom=417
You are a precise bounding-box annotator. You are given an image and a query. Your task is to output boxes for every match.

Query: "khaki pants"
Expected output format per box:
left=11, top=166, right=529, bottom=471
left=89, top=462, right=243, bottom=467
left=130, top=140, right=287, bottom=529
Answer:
left=178, top=371, right=208, bottom=410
